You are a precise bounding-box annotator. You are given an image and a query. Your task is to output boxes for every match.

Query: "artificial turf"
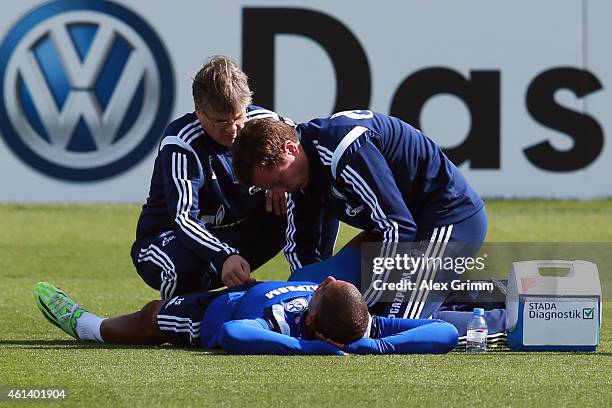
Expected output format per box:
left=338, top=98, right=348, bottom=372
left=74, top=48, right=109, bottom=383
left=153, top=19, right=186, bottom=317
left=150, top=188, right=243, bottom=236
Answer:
left=0, top=200, right=610, bottom=407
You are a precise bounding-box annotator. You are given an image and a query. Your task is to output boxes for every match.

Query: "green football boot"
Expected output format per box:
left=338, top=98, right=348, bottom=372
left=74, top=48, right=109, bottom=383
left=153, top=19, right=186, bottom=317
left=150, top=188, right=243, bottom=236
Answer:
left=34, top=282, right=85, bottom=339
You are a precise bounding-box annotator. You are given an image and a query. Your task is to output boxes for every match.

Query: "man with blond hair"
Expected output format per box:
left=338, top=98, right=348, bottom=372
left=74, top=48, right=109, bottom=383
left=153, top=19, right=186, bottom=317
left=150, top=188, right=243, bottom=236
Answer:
left=131, top=56, right=338, bottom=299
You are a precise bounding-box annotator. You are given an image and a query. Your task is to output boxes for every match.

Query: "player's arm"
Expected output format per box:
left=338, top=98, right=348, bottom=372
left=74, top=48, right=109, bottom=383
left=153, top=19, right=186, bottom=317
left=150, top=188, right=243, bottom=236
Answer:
left=218, top=319, right=346, bottom=355
left=336, top=135, right=417, bottom=243
left=334, top=134, right=421, bottom=305
left=159, top=144, right=244, bottom=281
left=344, top=316, right=458, bottom=355
left=283, top=191, right=327, bottom=272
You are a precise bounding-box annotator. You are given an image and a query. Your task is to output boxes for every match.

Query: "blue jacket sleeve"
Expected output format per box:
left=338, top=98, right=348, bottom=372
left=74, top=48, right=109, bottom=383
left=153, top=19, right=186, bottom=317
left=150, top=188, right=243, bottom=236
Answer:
left=335, top=134, right=417, bottom=243
left=344, top=316, right=458, bottom=354
left=283, top=191, right=325, bottom=272
left=218, top=319, right=346, bottom=355
left=159, top=143, right=238, bottom=274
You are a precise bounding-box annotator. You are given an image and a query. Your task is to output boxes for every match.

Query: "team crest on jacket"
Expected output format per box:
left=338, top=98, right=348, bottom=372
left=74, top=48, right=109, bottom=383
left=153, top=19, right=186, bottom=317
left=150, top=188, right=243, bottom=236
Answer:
left=346, top=203, right=365, bottom=217
left=285, top=297, right=308, bottom=312
left=248, top=186, right=262, bottom=195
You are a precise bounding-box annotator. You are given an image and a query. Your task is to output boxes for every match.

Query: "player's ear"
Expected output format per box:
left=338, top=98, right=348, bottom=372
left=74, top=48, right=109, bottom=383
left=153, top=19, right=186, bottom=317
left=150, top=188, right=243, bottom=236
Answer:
left=284, top=140, right=299, bottom=156
left=194, top=105, right=205, bottom=123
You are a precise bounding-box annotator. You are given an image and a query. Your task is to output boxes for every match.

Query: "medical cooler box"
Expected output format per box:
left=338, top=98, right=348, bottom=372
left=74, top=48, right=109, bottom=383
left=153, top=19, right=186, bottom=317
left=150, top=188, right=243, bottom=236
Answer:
left=506, top=260, right=601, bottom=351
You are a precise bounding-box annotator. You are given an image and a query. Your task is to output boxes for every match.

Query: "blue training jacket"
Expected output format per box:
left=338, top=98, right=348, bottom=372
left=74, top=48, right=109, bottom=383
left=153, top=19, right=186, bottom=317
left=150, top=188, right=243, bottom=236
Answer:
left=284, top=110, right=484, bottom=271
left=134, top=106, right=293, bottom=274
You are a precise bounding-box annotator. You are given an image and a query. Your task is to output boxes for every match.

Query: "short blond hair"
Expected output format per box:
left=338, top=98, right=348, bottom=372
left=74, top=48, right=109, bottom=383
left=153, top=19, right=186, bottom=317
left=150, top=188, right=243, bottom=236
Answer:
left=192, top=55, right=253, bottom=115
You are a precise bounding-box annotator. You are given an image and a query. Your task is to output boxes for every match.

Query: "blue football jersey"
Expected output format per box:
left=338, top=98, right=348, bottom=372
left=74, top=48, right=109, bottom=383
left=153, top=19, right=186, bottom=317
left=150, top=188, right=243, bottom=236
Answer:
left=226, top=281, right=318, bottom=337
left=197, top=280, right=459, bottom=355
left=198, top=281, right=318, bottom=349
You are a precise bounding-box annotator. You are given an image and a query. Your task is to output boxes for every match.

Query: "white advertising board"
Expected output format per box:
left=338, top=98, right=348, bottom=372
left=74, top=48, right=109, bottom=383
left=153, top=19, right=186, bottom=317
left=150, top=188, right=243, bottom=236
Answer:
left=0, top=0, right=610, bottom=201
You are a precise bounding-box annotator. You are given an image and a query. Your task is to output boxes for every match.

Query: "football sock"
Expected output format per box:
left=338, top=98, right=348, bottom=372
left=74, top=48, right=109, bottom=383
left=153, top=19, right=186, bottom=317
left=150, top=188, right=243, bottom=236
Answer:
left=75, top=312, right=106, bottom=342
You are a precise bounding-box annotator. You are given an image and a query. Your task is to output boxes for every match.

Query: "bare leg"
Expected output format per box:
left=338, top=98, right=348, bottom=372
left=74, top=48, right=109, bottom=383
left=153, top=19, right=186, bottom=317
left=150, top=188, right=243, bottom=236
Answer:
left=100, top=300, right=172, bottom=344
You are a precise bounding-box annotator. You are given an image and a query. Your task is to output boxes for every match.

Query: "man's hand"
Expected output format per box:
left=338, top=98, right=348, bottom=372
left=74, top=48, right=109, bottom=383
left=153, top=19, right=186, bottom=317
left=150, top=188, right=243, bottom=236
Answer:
left=221, top=255, right=254, bottom=287
left=265, top=190, right=288, bottom=215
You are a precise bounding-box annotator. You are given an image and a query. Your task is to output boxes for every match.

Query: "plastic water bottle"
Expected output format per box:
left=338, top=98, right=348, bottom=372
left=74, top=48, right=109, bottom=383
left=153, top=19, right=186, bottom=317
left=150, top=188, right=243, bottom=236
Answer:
left=466, top=308, right=488, bottom=352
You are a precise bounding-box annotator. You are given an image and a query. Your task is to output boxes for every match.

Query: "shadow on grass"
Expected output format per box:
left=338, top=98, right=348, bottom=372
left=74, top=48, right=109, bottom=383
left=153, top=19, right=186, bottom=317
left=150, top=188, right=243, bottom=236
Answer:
left=451, top=350, right=612, bottom=357
left=505, top=352, right=612, bottom=356
left=3, top=340, right=609, bottom=357
left=0, top=339, right=225, bottom=354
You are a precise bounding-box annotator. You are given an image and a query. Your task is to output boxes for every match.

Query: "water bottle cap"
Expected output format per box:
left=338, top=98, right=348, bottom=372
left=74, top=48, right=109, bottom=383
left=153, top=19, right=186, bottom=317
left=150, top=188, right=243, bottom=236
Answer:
left=473, top=308, right=485, bottom=316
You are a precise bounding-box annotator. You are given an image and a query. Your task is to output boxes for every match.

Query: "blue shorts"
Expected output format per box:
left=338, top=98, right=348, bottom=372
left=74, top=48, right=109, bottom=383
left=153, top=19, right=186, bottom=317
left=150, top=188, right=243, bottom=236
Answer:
left=156, top=282, right=261, bottom=348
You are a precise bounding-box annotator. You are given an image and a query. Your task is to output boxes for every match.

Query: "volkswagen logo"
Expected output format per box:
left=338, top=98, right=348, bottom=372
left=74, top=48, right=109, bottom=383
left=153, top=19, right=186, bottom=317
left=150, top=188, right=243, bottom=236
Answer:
left=0, top=0, right=174, bottom=181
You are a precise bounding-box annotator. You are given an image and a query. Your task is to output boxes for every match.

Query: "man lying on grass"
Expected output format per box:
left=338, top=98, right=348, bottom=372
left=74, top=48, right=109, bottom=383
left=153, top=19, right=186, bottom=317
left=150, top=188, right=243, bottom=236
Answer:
left=34, top=277, right=457, bottom=355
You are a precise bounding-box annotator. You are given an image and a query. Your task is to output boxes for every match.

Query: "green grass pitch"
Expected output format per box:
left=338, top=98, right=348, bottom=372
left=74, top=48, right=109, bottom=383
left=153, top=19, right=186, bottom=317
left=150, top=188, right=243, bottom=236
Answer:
left=0, top=200, right=611, bottom=407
